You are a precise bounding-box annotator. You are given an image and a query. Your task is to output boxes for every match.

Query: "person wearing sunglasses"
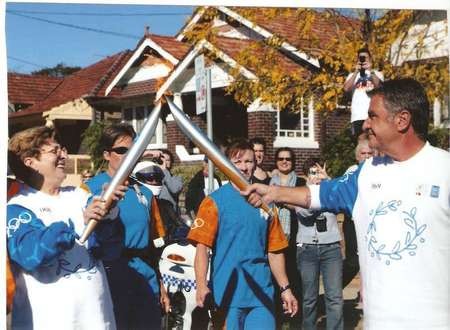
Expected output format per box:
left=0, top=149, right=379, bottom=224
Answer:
left=7, top=126, right=125, bottom=329
left=85, top=123, right=170, bottom=330
left=269, top=147, right=305, bottom=328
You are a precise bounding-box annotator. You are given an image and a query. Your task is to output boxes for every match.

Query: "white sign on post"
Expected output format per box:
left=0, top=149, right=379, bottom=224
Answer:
left=195, top=54, right=207, bottom=115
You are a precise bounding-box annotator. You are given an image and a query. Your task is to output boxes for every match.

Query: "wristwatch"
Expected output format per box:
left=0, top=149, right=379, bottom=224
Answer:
left=280, top=284, right=291, bottom=293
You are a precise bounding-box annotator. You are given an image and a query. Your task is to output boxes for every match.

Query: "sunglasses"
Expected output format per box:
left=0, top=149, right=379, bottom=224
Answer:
left=277, top=157, right=292, bottom=161
left=109, top=147, right=129, bottom=155
left=136, top=173, right=163, bottom=183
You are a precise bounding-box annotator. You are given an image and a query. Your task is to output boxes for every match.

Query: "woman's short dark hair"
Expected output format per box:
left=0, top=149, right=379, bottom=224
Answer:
left=99, top=123, right=136, bottom=152
left=274, top=147, right=296, bottom=169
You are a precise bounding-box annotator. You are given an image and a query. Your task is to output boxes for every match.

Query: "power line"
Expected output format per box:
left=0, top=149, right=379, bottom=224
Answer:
left=8, top=11, right=140, bottom=40
left=6, top=9, right=192, bottom=17
left=7, top=56, right=44, bottom=69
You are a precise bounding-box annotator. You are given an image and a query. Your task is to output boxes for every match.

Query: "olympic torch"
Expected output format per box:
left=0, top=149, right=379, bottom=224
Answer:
left=79, top=102, right=162, bottom=243
left=165, top=96, right=273, bottom=216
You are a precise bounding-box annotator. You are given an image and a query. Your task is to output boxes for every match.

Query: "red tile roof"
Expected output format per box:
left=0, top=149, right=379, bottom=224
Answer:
left=231, top=7, right=361, bottom=57
left=148, top=34, right=191, bottom=60
left=212, top=36, right=311, bottom=78
left=10, top=51, right=132, bottom=118
left=133, top=34, right=191, bottom=61
left=8, top=73, right=62, bottom=105
left=120, top=79, right=159, bottom=98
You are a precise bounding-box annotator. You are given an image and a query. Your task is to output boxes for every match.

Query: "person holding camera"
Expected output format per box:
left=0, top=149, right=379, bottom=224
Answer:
left=344, top=47, right=383, bottom=138
left=295, top=158, right=343, bottom=330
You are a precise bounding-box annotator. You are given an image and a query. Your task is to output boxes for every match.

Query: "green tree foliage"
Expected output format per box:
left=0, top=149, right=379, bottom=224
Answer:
left=321, top=125, right=357, bottom=177
left=81, top=121, right=109, bottom=172
left=32, top=63, right=81, bottom=77
left=428, top=126, right=450, bottom=150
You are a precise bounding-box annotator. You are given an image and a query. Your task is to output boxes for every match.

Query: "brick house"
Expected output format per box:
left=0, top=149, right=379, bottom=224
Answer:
left=8, top=7, right=447, bottom=177
left=102, top=7, right=360, bottom=173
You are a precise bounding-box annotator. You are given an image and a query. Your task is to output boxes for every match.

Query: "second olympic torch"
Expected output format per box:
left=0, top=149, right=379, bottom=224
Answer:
left=165, top=96, right=273, bottom=216
left=79, top=102, right=162, bottom=243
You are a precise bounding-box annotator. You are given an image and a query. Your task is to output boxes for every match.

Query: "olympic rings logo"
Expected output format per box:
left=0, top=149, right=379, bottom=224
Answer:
left=7, top=211, right=32, bottom=238
left=191, top=217, right=205, bottom=230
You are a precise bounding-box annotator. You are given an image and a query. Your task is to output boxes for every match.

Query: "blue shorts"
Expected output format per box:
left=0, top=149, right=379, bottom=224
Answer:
left=225, top=306, right=275, bottom=330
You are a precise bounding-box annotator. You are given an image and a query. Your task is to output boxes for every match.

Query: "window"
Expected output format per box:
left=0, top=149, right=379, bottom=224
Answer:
left=122, top=105, right=167, bottom=148
left=274, top=97, right=318, bottom=149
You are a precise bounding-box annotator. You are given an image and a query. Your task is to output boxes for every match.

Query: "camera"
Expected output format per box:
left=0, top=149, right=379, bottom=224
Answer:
left=152, top=156, right=164, bottom=165
left=358, top=55, right=367, bottom=78
left=316, top=214, right=327, bottom=233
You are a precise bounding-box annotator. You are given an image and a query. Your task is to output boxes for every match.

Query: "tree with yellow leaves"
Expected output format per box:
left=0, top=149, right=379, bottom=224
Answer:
left=183, top=7, right=448, bottom=123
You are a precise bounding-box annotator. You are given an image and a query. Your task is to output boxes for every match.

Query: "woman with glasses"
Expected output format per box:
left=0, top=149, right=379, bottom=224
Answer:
left=269, top=147, right=305, bottom=328
left=85, top=123, right=169, bottom=330
left=7, top=126, right=121, bottom=329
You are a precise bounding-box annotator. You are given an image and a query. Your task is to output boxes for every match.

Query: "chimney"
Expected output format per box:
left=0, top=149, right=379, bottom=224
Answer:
left=144, top=26, right=150, bottom=37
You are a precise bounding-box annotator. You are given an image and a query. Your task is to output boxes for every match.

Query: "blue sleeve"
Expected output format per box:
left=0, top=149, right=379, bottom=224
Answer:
left=85, top=178, right=124, bottom=260
left=7, top=204, right=76, bottom=272
left=319, top=164, right=362, bottom=215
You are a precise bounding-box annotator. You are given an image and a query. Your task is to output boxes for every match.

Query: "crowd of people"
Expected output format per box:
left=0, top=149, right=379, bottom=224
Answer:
left=6, top=73, right=449, bottom=330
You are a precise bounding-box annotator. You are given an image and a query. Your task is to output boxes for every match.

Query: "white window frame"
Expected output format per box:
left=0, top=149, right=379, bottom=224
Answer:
left=274, top=97, right=318, bottom=149
left=122, top=105, right=167, bottom=149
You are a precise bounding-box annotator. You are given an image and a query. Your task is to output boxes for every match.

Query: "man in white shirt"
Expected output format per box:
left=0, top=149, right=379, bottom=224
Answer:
left=243, top=78, right=450, bottom=330
left=344, top=47, right=383, bottom=138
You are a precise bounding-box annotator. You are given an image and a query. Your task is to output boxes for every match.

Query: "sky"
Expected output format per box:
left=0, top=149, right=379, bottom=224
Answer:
left=5, top=1, right=449, bottom=74
left=6, top=2, right=194, bottom=73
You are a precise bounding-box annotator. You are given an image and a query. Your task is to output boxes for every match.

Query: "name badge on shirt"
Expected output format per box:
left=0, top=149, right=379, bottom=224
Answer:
left=430, top=185, right=440, bottom=198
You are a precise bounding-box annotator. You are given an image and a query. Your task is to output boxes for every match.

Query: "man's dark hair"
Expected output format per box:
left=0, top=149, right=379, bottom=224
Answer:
left=357, top=47, right=371, bottom=58
left=249, top=137, right=266, bottom=150
left=367, top=78, right=429, bottom=141
left=275, top=147, right=296, bottom=169
left=99, top=123, right=136, bottom=152
left=225, top=138, right=254, bottom=159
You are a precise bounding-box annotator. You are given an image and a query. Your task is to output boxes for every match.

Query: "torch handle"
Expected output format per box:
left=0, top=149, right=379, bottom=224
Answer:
left=78, top=190, right=118, bottom=244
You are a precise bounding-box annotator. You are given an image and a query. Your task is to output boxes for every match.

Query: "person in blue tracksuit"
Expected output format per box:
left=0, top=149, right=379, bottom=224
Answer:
left=188, top=139, right=298, bottom=330
left=86, top=123, right=169, bottom=330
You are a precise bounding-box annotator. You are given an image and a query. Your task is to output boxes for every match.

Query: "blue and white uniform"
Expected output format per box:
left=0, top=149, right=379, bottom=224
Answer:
left=86, top=172, right=161, bottom=330
left=7, top=185, right=116, bottom=330
left=310, top=143, right=450, bottom=329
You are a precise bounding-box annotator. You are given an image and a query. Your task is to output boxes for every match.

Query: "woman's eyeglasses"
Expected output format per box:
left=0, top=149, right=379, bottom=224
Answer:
left=109, top=147, right=129, bottom=155
left=277, top=157, right=292, bottom=161
left=40, top=145, right=67, bottom=157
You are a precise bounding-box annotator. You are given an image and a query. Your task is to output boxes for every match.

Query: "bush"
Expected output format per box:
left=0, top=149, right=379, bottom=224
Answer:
left=321, top=125, right=357, bottom=177
left=81, top=121, right=110, bottom=172
left=428, top=126, right=449, bottom=151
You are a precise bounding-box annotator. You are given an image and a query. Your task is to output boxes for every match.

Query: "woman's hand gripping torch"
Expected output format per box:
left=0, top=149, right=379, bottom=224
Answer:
left=165, top=97, right=273, bottom=217
left=78, top=102, right=162, bottom=244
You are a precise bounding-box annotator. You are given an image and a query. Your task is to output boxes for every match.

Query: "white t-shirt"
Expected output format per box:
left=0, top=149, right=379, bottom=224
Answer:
left=346, top=70, right=384, bottom=122
left=311, top=143, right=450, bottom=329
left=8, top=186, right=116, bottom=330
